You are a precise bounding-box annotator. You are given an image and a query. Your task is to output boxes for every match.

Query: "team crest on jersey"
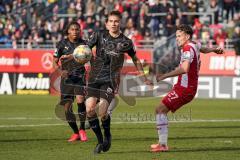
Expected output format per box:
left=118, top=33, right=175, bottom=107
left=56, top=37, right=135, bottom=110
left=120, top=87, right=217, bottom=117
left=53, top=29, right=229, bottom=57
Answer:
left=182, top=51, right=191, bottom=61
left=106, top=87, right=113, bottom=94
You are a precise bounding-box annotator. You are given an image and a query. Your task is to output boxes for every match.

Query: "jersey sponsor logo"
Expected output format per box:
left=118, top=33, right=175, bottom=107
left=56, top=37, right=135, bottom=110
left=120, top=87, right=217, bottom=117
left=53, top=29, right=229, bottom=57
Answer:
left=104, top=41, right=133, bottom=56
left=106, top=51, right=119, bottom=57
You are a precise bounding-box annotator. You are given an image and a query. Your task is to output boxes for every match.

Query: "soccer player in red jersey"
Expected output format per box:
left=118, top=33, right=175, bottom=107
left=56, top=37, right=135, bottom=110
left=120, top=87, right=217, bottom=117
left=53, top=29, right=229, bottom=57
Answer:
left=150, top=24, right=224, bottom=152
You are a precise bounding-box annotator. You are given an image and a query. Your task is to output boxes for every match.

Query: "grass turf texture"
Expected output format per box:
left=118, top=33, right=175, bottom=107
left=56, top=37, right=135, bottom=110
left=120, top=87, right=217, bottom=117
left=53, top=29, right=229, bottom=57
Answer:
left=0, top=95, right=240, bottom=160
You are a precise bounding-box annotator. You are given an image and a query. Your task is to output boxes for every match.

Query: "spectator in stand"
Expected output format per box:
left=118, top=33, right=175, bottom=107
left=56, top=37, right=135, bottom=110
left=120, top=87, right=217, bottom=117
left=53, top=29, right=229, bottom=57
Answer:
left=124, top=17, right=135, bottom=37
left=114, top=1, right=124, bottom=13
left=207, top=0, right=219, bottom=24
left=148, top=0, right=161, bottom=38
left=76, top=0, right=85, bottom=14
left=192, top=18, right=203, bottom=39
left=226, top=19, right=236, bottom=38
left=213, top=28, right=228, bottom=48
left=187, top=0, right=199, bottom=24
left=106, top=0, right=115, bottom=13
left=178, top=0, right=189, bottom=12
left=0, top=28, right=12, bottom=48
left=131, top=0, right=141, bottom=23
left=176, top=10, right=188, bottom=24
left=67, top=2, right=76, bottom=15
left=232, top=26, right=240, bottom=55
left=159, top=0, right=171, bottom=23
left=200, top=24, right=211, bottom=47
left=177, top=0, right=189, bottom=24
left=120, top=11, right=130, bottom=29
left=139, top=0, right=149, bottom=21
left=163, top=12, right=175, bottom=37
left=86, top=0, right=96, bottom=16
left=137, top=17, right=148, bottom=37
left=235, top=0, right=240, bottom=14
left=94, top=20, right=103, bottom=32
left=223, top=0, right=235, bottom=22
left=145, top=28, right=152, bottom=39
left=85, top=16, right=95, bottom=36
left=233, top=12, right=240, bottom=26
left=131, top=27, right=144, bottom=46
left=160, top=0, right=171, bottom=13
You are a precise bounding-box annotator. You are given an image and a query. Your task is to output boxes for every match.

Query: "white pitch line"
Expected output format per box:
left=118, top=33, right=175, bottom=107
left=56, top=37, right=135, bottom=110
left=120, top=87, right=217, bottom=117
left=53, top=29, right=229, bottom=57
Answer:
left=0, top=119, right=240, bottom=128
left=0, top=123, right=64, bottom=128
left=0, top=117, right=57, bottom=120
left=1, top=117, right=240, bottom=122
left=112, top=119, right=240, bottom=124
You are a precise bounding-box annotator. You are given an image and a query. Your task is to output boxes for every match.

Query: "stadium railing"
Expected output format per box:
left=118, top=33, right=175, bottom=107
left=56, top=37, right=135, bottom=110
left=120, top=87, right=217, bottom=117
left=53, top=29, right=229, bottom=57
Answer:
left=147, top=11, right=215, bottom=25
left=0, top=38, right=235, bottom=50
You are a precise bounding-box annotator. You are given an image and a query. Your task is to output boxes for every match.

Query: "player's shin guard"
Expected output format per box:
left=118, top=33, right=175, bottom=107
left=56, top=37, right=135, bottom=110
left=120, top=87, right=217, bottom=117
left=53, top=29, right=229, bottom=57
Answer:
left=156, top=113, right=168, bottom=146
left=101, top=114, right=111, bottom=137
left=65, top=109, right=79, bottom=134
left=88, top=116, right=103, bottom=144
left=78, top=102, right=86, bottom=130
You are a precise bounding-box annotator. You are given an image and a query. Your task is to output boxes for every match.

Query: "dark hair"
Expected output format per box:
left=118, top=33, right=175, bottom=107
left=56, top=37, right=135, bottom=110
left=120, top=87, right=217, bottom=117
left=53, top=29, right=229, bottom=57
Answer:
left=176, top=24, right=193, bottom=39
left=106, top=10, right=122, bottom=22
left=64, top=21, right=80, bottom=35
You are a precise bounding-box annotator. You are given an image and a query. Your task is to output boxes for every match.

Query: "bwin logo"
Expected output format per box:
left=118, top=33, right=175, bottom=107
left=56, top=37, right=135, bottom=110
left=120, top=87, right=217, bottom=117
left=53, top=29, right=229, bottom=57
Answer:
left=17, top=74, right=49, bottom=90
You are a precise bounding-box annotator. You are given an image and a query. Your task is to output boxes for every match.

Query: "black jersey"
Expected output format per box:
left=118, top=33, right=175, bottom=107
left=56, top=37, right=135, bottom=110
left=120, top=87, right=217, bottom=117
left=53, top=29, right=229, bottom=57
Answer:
left=54, top=38, right=86, bottom=84
left=87, top=30, right=136, bottom=86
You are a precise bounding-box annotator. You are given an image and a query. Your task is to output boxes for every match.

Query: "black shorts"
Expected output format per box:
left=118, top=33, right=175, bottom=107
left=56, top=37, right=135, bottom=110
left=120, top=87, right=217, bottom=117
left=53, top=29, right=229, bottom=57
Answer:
left=60, top=79, right=85, bottom=105
left=86, top=82, right=114, bottom=104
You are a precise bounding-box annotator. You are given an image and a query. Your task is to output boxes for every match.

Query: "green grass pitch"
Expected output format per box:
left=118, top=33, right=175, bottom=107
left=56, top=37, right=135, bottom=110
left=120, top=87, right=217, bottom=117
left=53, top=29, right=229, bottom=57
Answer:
left=0, top=95, right=240, bottom=160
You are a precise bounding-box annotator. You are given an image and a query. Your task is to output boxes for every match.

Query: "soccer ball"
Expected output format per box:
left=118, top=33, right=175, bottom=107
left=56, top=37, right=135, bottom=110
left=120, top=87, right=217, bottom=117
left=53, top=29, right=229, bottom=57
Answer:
left=73, top=45, right=92, bottom=64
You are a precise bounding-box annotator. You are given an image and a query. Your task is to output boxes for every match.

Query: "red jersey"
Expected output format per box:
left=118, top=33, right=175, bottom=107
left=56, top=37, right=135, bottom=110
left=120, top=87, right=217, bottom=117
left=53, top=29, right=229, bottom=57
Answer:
left=162, top=41, right=201, bottom=112
left=175, top=42, right=201, bottom=91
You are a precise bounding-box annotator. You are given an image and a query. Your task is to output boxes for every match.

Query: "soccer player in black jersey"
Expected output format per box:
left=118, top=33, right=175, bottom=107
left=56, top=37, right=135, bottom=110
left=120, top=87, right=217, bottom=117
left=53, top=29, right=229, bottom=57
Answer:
left=85, top=11, right=152, bottom=154
left=53, top=21, right=88, bottom=142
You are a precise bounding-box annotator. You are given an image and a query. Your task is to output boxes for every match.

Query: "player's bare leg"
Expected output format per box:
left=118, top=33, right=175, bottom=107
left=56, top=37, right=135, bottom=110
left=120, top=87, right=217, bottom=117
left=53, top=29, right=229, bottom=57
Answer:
left=98, top=98, right=112, bottom=152
left=86, top=97, right=103, bottom=153
left=76, top=95, right=88, bottom=141
left=151, top=102, right=169, bottom=152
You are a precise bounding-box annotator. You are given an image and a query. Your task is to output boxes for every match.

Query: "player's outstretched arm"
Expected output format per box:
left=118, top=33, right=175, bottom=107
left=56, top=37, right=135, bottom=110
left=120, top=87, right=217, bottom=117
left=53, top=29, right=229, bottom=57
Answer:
left=131, top=55, right=153, bottom=85
left=200, top=47, right=224, bottom=54
left=156, top=60, right=190, bottom=82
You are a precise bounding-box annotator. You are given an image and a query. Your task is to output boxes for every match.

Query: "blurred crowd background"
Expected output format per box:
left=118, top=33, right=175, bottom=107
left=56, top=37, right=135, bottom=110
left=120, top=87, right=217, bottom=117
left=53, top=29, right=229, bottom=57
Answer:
left=0, top=0, right=239, bottom=54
